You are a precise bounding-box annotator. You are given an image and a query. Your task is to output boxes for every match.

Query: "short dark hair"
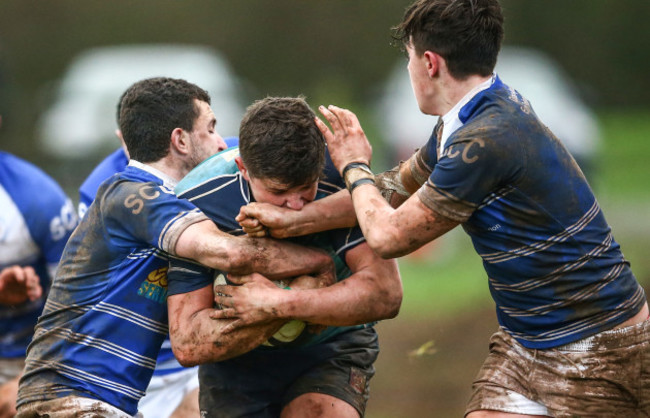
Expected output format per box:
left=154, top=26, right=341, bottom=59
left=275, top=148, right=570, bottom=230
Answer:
left=393, top=0, right=504, bottom=79
left=119, top=77, right=211, bottom=163
left=239, top=96, right=325, bottom=188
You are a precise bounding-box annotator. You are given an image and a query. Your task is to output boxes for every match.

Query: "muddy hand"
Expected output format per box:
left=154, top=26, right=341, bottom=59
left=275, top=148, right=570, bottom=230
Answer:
left=315, top=105, right=372, bottom=174
left=210, top=273, right=287, bottom=332
left=236, top=203, right=295, bottom=239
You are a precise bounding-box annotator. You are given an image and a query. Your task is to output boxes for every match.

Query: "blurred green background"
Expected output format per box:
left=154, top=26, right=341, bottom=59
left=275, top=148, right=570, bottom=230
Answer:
left=1, top=1, right=648, bottom=416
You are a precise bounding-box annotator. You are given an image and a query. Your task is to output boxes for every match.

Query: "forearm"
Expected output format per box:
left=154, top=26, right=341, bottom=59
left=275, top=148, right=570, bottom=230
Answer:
left=175, top=221, right=334, bottom=280
left=169, top=293, right=285, bottom=365
left=350, top=183, right=408, bottom=258
left=283, top=190, right=357, bottom=235
left=351, top=183, right=457, bottom=258
left=278, top=261, right=402, bottom=326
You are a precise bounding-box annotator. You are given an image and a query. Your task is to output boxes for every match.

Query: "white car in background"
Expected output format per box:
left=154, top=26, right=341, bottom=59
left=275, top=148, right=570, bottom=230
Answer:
left=37, top=44, right=248, bottom=159
left=376, top=46, right=601, bottom=175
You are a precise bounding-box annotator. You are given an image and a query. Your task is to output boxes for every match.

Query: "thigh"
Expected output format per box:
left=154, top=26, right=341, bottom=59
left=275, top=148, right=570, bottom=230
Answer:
left=535, top=320, right=650, bottom=417
left=198, top=328, right=378, bottom=418
left=282, top=393, right=359, bottom=418
left=197, top=353, right=288, bottom=418
left=466, top=329, right=548, bottom=417
left=282, top=328, right=379, bottom=417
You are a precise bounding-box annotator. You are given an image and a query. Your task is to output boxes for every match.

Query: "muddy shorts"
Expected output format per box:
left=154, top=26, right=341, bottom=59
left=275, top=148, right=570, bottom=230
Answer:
left=198, top=327, right=378, bottom=418
left=466, top=319, right=650, bottom=417
left=16, top=396, right=142, bottom=418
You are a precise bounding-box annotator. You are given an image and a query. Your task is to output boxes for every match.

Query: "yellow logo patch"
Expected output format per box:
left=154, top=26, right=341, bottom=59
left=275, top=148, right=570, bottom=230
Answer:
left=137, top=267, right=168, bottom=303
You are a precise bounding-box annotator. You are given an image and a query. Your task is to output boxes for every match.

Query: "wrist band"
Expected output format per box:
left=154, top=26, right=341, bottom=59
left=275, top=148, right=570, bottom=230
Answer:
left=348, top=177, right=376, bottom=193
left=342, top=162, right=371, bottom=179
left=343, top=162, right=374, bottom=191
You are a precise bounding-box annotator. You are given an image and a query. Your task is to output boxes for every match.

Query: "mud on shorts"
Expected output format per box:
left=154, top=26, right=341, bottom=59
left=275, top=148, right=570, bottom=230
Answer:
left=16, top=396, right=142, bottom=418
left=198, top=327, right=379, bottom=418
left=466, top=319, right=650, bottom=417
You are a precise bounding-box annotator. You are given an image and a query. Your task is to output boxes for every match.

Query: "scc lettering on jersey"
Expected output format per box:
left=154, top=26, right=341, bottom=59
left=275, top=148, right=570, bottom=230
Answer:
left=441, top=138, right=486, bottom=164
left=49, top=199, right=78, bottom=241
left=138, top=266, right=169, bottom=304
left=124, top=184, right=175, bottom=215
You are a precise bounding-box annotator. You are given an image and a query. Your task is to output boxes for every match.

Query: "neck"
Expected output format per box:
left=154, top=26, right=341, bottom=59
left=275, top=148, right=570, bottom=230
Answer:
left=146, top=156, right=188, bottom=183
left=435, top=73, right=492, bottom=116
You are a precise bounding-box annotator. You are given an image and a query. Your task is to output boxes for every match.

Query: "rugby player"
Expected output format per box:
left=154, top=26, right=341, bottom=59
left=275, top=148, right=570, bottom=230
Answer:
left=238, top=1, right=650, bottom=416
left=0, top=149, right=77, bottom=417
left=77, top=94, right=237, bottom=418
left=167, top=96, right=402, bottom=418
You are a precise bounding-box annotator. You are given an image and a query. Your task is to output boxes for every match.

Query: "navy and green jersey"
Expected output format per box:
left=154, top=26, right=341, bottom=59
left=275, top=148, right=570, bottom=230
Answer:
left=0, top=152, right=77, bottom=358
left=416, top=75, right=644, bottom=349
left=169, top=147, right=370, bottom=348
left=18, top=161, right=207, bottom=415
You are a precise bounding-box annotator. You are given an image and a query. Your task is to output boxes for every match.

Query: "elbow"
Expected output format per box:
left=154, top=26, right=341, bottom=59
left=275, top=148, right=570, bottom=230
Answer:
left=385, top=288, right=403, bottom=320
left=172, top=341, right=232, bottom=366
left=365, top=229, right=405, bottom=259
left=172, top=344, right=201, bottom=368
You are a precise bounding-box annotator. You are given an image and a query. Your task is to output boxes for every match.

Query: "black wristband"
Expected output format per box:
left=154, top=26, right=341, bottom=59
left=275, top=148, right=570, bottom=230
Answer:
left=342, top=162, right=371, bottom=179
left=348, top=177, right=376, bottom=193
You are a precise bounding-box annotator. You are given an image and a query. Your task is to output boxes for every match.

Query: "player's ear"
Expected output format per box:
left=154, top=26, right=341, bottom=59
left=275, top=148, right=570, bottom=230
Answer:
left=235, top=156, right=250, bottom=181
left=424, top=50, right=441, bottom=78
left=115, top=130, right=130, bottom=159
left=170, top=128, right=190, bottom=156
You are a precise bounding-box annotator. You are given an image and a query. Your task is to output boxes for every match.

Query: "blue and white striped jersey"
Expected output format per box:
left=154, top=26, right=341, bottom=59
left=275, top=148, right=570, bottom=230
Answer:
left=169, top=147, right=370, bottom=348
left=417, top=75, right=644, bottom=349
left=18, top=162, right=207, bottom=415
left=0, top=152, right=77, bottom=358
left=77, top=146, right=190, bottom=379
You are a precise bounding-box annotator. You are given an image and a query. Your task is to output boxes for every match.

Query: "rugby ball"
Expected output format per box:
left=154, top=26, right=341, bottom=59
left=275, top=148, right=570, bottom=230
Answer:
left=213, top=273, right=307, bottom=346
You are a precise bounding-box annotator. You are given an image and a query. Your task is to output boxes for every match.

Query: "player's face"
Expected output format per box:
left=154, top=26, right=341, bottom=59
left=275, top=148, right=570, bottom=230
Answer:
left=246, top=176, right=318, bottom=210
left=188, top=100, right=227, bottom=167
left=406, top=40, right=434, bottom=115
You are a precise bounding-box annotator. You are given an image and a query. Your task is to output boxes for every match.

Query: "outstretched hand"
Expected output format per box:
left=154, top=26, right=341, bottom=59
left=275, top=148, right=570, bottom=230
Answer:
left=0, top=265, right=42, bottom=306
left=315, top=105, right=373, bottom=174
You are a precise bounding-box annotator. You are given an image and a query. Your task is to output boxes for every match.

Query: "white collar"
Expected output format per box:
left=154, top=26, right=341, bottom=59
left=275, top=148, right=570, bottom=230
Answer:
left=128, top=160, right=178, bottom=189
left=439, top=74, right=495, bottom=157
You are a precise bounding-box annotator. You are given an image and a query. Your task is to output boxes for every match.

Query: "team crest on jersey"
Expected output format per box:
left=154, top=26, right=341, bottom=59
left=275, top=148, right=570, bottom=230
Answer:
left=137, top=266, right=168, bottom=304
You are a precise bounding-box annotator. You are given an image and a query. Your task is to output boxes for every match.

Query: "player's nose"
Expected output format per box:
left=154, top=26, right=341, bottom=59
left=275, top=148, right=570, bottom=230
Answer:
left=215, top=134, right=227, bottom=152
left=285, top=195, right=305, bottom=210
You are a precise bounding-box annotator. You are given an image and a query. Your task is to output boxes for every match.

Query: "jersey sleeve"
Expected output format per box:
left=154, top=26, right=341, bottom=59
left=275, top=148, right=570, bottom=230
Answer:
left=417, top=124, right=523, bottom=223
left=100, top=180, right=208, bottom=255
left=167, top=256, right=215, bottom=296
left=327, top=225, right=366, bottom=261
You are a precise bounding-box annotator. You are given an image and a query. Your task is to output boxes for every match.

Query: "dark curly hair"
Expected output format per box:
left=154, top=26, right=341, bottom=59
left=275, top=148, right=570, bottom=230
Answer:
left=239, top=96, right=325, bottom=188
left=393, top=0, right=504, bottom=79
left=119, top=77, right=210, bottom=163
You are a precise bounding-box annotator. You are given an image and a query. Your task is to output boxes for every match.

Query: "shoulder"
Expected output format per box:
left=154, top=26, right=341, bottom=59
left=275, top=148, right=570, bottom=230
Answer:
left=80, top=148, right=129, bottom=198
left=0, top=152, right=68, bottom=205
left=176, top=147, right=240, bottom=195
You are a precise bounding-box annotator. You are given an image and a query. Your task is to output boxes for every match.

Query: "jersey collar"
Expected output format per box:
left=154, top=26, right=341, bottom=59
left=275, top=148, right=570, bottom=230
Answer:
left=128, top=160, right=178, bottom=189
